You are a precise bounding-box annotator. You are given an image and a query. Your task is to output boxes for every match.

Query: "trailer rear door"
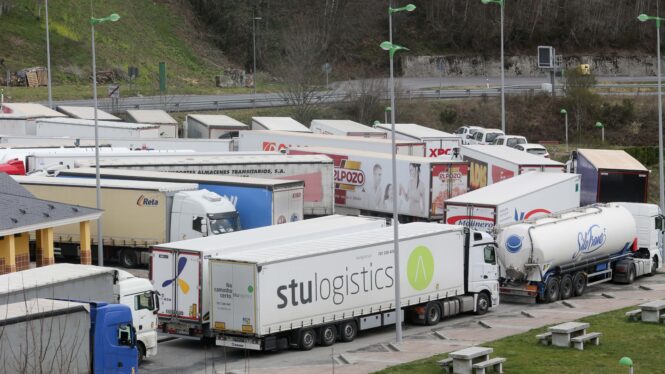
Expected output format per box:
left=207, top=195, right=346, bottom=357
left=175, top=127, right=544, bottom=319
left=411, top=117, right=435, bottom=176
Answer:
left=152, top=248, right=176, bottom=318
left=211, top=261, right=257, bottom=334
left=174, top=251, right=202, bottom=321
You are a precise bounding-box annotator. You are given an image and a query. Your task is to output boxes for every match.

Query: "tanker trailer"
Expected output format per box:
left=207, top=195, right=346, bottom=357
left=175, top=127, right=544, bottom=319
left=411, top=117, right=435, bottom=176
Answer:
left=496, top=203, right=658, bottom=303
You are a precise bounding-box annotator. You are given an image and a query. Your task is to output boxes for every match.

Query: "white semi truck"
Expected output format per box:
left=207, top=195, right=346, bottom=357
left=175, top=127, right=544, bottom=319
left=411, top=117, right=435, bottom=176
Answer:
left=151, top=215, right=387, bottom=340
left=0, top=264, right=158, bottom=363
left=14, top=176, right=239, bottom=267
left=209, top=222, right=499, bottom=351
left=496, top=203, right=663, bottom=303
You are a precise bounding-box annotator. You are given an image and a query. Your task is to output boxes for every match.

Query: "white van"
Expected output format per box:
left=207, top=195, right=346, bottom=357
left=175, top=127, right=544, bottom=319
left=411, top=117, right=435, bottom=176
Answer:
left=469, top=128, right=505, bottom=145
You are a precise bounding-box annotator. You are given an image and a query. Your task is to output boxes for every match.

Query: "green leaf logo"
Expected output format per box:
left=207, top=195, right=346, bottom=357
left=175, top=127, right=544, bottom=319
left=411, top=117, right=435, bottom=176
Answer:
left=407, top=246, right=434, bottom=290
left=247, top=285, right=254, bottom=294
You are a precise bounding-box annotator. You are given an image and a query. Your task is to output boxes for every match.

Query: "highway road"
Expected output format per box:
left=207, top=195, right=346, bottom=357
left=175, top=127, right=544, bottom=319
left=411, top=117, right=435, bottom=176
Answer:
left=41, top=75, right=662, bottom=114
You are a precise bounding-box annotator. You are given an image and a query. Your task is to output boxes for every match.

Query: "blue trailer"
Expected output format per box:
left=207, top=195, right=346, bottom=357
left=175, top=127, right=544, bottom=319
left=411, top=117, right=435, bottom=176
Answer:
left=57, top=168, right=305, bottom=229
left=0, top=298, right=138, bottom=373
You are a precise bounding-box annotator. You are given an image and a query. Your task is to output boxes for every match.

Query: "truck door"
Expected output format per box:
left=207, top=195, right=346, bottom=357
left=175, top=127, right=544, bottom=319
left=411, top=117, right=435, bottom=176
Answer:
left=175, top=251, right=201, bottom=321
left=469, top=243, right=498, bottom=290
left=211, top=261, right=257, bottom=334
left=152, top=249, right=175, bottom=318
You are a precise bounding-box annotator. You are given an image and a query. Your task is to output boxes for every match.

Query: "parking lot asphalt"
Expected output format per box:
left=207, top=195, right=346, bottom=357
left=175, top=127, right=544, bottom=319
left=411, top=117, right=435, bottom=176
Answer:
left=136, top=270, right=665, bottom=374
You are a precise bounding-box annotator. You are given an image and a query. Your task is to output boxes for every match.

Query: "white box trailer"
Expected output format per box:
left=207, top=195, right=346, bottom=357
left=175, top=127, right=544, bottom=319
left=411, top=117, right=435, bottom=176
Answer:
left=460, top=145, right=565, bottom=191
left=56, top=105, right=121, bottom=121
left=0, top=103, right=67, bottom=135
left=34, top=117, right=160, bottom=138
left=15, top=176, right=238, bottom=267
left=290, top=146, right=469, bottom=220
left=251, top=117, right=311, bottom=132
left=186, top=114, right=248, bottom=139
left=0, top=135, right=234, bottom=152
left=96, top=154, right=335, bottom=216
left=310, top=119, right=387, bottom=138
left=444, top=172, right=581, bottom=232
left=127, top=109, right=179, bottom=138
left=151, top=215, right=387, bottom=339
left=374, top=123, right=461, bottom=159
left=239, top=130, right=426, bottom=156
left=209, top=222, right=499, bottom=351
left=25, top=150, right=267, bottom=173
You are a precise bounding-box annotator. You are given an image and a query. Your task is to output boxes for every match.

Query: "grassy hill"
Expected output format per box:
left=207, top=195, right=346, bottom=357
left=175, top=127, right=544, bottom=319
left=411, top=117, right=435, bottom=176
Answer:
left=0, top=0, right=230, bottom=98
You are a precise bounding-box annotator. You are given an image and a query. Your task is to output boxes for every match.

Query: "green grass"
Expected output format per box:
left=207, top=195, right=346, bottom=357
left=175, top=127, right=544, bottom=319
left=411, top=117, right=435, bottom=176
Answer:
left=0, top=0, right=231, bottom=97
left=377, top=307, right=665, bottom=373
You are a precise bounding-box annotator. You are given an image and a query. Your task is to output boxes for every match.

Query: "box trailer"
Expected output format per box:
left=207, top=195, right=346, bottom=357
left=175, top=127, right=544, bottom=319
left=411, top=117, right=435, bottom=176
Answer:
left=373, top=123, right=462, bottom=159
left=0, top=299, right=138, bottom=373
left=251, top=117, right=311, bottom=132
left=290, top=146, right=468, bottom=220
left=568, top=149, right=649, bottom=205
left=240, top=130, right=425, bottom=156
left=310, top=119, right=387, bottom=138
left=444, top=172, right=581, bottom=232
left=34, top=117, right=160, bottom=138
left=459, top=145, right=565, bottom=191
left=0, top=264, right=159, bottom=361
left=209, top=222, right=499, bottom=351
left=95, top=154, right=335, bottom=216
left=186, top=114, right=248, bottom=139
left=127, top=109, right=178, bottom=138
left=14, top=176, right=238, bottom=267
left=151, top=215, right=387, bottom=339
left=56, top=105, right=121, bottom=121
left=59, top=168, right=305, bottom=229
left=0, top=103, right=67, bottom=135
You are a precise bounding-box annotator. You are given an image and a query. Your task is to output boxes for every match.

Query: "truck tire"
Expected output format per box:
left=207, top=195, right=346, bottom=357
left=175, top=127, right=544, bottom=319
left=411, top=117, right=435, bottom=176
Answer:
left=424, top=302, right=441, bottom=325
left=340, top=321, right=357, bottom=343
left=626, top=265, right=636, bottom=284
left=545, top=277, right=560, bottom=303
left=649, top=259, right=658, bottom=276
left=560, top=274, right=573, bottom=300
left=320, top=325, right=336, bottom=346
left=475, top=292, right=490, bottom=315
left=137, top=342, right=146, bottom=365
left=572, top=272, right=586, bottom=296
left=120, top=249, right=138, bottom=268
left=299, top=329, right=316, bottom=351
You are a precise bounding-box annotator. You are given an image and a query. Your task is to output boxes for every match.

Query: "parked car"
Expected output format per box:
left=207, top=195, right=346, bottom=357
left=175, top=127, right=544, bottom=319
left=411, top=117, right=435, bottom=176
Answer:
left=454, top=125, right=484, bottom=144
left=491, top=135, right=527, bottom=148
left=468, top=128, right=505, bottom=145
left=515, top=143, right=550, bottom=158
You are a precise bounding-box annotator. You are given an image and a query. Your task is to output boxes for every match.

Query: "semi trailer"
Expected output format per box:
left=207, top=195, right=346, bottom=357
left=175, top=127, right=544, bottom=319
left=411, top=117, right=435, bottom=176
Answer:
left=496, top=203, right=662, bottom=303
left=373, top=122, right=461, bottom=159
left=209, top=222, right=499, bottom=351
left=151, top=215, right=387, bottom=340
left=0, top=264, right=158, bottom=362
left=14, top=176, right=238, bottom=267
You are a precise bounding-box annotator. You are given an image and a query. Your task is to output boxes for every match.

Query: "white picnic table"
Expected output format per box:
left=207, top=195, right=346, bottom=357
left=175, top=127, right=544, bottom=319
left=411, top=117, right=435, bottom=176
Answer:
left=449, top=346, right=493, bottom=374
left=639, top=300, right=665, bottom=323
left=548, top=322, right=589, bottom=348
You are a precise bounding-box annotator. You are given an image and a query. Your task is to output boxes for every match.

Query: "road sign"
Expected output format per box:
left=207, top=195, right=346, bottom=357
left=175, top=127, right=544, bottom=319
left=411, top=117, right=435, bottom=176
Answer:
left=107, top=84, right=120, bottom=99
left=436, top=59, right=444, bottom=72
left=538, top=46, right=555, bottom=69
left=322, top=62, right=332, bottom=74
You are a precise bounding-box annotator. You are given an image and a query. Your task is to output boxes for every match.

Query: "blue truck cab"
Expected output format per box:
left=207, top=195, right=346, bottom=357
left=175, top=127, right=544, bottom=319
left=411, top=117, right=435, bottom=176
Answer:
left=90, top=302, right=139, bottom=373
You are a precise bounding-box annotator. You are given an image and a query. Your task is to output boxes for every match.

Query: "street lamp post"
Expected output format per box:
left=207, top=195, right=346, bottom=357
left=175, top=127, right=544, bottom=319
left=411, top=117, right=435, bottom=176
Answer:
left=560, top=108, right=568, bottom=152
left=481, top=0, right=505, bottom=133
left=595, top=122, right=605, bottom=144
left=384, top=106, right=391, bottom=125
left=252, top=15, right=262, bottom=110
left=638, top=13, right=665, bottom=213
left=384, top=1, right=415, bottom=346
left=45, top=0, right=53, bottom=108
left=90, top=12, right=120, bottom=266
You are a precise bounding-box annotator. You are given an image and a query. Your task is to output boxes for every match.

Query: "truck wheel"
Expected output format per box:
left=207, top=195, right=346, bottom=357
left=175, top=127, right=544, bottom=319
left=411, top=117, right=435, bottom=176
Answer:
left=560, top=275, right=573, bottom=300
left=572, top=272, right=586, bottom=296
left=424, top=302, right=441, bottom=325
left=649, top=259, right=658, bottom=276
left=299, top=329, right=316, bottom=351
left=320, top=325, right=336, bottom=346
left=120, top=250, right=138, bottom=268
left=475, top=292, right=490, bottom=315
left=137, top=342, right=146, bottom=365
left=626, top=265, right=636, bottom=284
left=340, top=321, right=357, bottom=343
left=545, top=277, right=560, bottom=303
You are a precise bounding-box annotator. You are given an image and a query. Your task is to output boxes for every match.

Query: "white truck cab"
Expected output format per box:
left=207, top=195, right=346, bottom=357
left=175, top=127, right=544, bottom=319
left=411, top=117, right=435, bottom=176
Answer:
left=469, top=230, right=500, bottom=309
left=617, top=202, right=665, bottom=269
left=117, top=270, right=160, bottom=362
left=170, top=189, right=240, bottom=242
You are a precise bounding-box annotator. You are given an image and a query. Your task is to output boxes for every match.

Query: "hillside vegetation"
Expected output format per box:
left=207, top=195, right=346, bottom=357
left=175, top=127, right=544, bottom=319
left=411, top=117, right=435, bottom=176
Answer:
left=0, top=0, right=227, bottom=91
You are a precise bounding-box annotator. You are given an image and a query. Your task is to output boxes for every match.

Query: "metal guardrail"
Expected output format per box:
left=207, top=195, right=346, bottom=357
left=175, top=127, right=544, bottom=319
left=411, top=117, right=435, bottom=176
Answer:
left=48, top=82, right=658, bottom=114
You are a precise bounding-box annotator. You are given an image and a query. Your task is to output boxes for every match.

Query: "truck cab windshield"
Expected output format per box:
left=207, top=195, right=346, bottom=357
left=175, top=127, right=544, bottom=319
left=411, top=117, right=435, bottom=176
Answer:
left=208, top=213, right=239, bottom=235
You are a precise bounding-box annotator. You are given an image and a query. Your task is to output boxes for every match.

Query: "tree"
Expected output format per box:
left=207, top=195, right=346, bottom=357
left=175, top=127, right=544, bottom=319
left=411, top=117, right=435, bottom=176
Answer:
left=563, top=68, right=599, bottom=144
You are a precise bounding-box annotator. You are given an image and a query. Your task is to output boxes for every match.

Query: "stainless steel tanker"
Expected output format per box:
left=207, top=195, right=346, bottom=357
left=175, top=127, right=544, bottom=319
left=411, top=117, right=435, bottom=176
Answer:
left=496, top=203, right=659, bottom=303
